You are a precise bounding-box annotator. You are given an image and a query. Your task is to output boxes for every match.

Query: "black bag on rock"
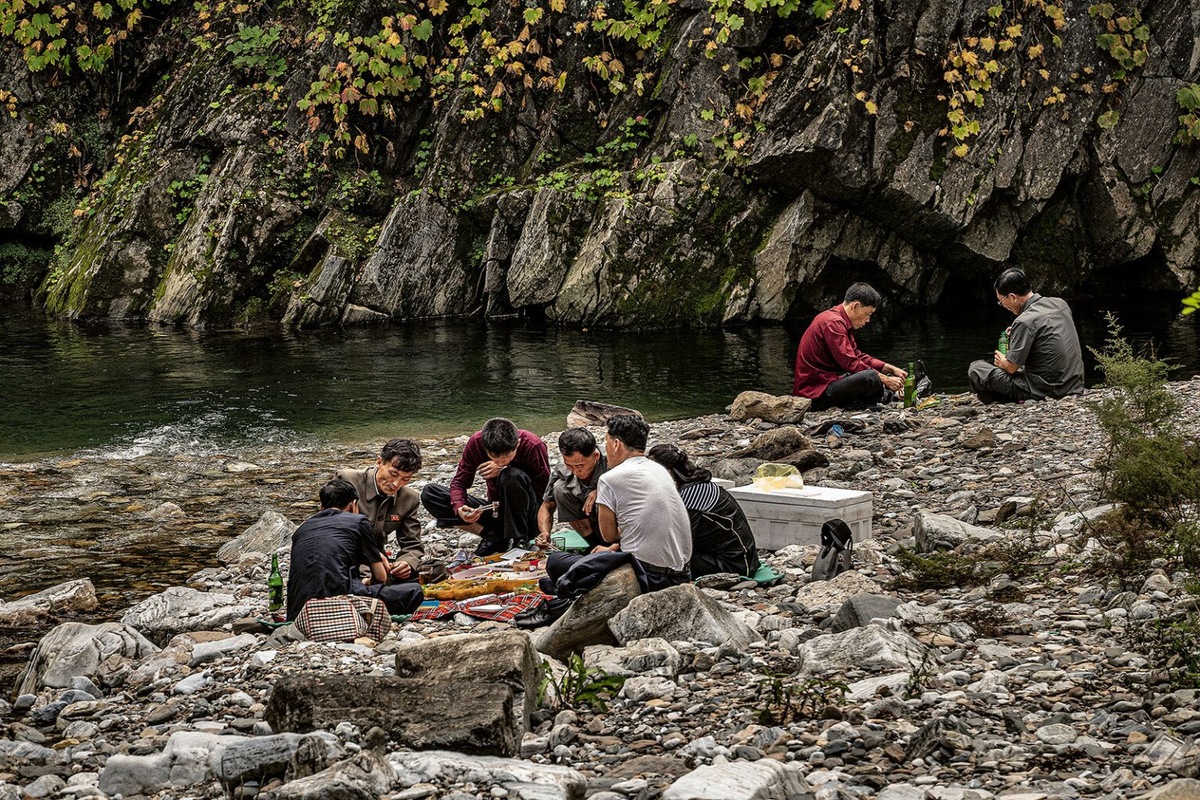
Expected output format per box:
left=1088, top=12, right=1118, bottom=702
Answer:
left=811, top=518, right=854, bottom=582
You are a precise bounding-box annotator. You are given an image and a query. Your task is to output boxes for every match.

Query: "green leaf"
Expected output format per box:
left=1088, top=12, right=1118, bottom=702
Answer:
left=812, top=0, right=835, bottom=21
left=413, top=18, right=433, bottom=41
left=1097, top=109, right=1120, bottom=129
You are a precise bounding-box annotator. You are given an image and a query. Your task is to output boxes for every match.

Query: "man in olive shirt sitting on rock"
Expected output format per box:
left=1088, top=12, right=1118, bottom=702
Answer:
left=337, top=438, right=424, bottom=582
left=968, top=268, right=1085, bottom=404
left=535, top=428, right=608, bottom=551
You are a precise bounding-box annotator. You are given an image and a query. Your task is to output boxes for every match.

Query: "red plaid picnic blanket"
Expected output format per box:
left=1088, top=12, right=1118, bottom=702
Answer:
left=410, top=592, right=549, bottom=623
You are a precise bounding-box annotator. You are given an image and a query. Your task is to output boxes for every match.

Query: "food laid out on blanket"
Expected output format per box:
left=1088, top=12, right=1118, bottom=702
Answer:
left=421, top=548, right=547, bottom=600
left=422, top=577, right=541, bottom=600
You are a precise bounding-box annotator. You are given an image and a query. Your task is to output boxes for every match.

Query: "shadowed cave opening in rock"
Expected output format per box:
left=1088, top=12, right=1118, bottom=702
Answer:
left=784, top=256, right=908, bottom=324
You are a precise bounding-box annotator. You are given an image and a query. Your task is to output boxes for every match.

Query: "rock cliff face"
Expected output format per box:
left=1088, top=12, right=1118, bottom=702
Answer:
left=1, top=0, right=1198, bottom=328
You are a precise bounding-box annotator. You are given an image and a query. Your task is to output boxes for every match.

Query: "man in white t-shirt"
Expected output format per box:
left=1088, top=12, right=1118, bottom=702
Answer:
left=594, top=414, right=693, bottom=589
left=539, top=414, right=693, bottom=597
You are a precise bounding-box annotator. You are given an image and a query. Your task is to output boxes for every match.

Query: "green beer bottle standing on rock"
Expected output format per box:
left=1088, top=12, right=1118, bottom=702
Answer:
left=903, top=362, right=916, bottom=408
left=268, top=554, right=284, bottom=613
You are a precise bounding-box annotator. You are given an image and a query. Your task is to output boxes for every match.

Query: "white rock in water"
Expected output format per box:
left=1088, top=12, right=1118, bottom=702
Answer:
left=216, top=510, right=295, bottom=564
left=0, top=579, right=98, bottom=626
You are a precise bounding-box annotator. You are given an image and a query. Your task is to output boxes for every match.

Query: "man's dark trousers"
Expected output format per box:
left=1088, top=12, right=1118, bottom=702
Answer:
left=420, top=466, right=539, bottom=555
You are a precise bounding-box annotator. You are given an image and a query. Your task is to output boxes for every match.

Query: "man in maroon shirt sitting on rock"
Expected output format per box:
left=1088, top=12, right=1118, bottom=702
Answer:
left=421, top=417, right=550, bottom=556
left=793, top=282, right=907, bottom=411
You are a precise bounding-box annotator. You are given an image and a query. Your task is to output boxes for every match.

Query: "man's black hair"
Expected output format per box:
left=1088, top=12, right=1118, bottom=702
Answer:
left=481, top=417, right=520, bottom=456
left=558, top=427, right=597, bottom=457
left=606, top=414, right=649, bottom=451
left=380, top=438, right=422, bottom=472
left=994, top=268, right=1031, bottom=296
left=843, top=282, right=882, bottom=307
left=320, top=478, right=358, bottom=510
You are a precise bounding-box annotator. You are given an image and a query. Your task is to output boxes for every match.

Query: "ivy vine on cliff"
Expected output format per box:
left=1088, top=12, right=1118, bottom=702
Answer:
left=939, top=0, right=1067, bottom=158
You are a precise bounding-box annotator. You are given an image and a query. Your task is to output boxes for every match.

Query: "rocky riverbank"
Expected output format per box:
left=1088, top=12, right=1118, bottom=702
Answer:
left=3, top=384, right=1200, bottom=800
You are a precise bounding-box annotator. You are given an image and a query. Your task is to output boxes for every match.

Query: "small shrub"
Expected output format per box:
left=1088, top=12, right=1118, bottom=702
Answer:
left=891, top=546, right=981, bottom=591
left=538, top=653, right=626, bottom=712
left=754, top=663, right=848, bottom=725
left=1127, top=611, right=1200, bottom=688
left=951, top=603, right=1017, bottom=638
left=1091, top=314, right=1200, bottom=530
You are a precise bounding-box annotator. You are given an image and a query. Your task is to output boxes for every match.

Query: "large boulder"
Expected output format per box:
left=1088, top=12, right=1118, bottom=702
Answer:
left=265, top=676, right=520, bottom=757
left=261, top=750, right=393, bottom=800
left=216, top=511, right=295, bottom=564
left=729, top=391, right=811, bottom=424
left=913, top=511, right=1003, bottom=552
left=796, top=626, right=929, bottom=674
left=1145, top=779, right=1200, bottom=800
left=99, top=731, right=242, bottom=796
left=17, top=622, right=159, bottom=696
left=121, top=586, right=257, bottom=646
left=532, top=565, right=641, bottom=662
left=608, top=584, right=762, bottom=649
left=566, top=400, right=643, bottom=428
left=0, top=579, right=98, bottom=627
left=99, top=731, right=341, bottom=796
left=793, top=571, right=883, bottom=612
left=830, top=594, right=903, bottom=633
left=393, top=630, right=539, bottom=741
left=731, top=427, right=814, bottom=461
left=662, top=759, right=812, bottom=800
left=387, top=751, right=587, bottom=800
left=583, top=638, right=683, bottom=678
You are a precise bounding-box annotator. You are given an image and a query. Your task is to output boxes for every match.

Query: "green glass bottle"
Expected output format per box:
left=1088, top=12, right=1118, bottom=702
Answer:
left=268, top=554, right=284, bottom=612
left=998, top=330, right=1009, bottom=355
left=903, top=362, right=916, bottom=408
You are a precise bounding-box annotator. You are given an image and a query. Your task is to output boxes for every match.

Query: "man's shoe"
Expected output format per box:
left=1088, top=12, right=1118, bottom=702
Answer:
left=474, top=537, right=507, bottom=557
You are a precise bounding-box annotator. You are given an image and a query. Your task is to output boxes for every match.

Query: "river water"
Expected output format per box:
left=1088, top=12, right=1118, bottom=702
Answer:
left=3, top=301, right=1198, bottom=460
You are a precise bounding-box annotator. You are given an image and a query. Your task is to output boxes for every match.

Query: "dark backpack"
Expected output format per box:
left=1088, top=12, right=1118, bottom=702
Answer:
left=811, top=518, right=854, bottom=582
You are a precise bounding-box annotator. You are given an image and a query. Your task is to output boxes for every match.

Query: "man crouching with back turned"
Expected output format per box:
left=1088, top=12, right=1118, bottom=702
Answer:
left=286, top=479, right=423, bottom=622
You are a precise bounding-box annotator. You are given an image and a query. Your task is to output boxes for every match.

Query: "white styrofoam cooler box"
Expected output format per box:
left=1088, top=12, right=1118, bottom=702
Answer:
left=727, top=484, right=872, bottom=550
left=711, top=478, right=735, bottom=489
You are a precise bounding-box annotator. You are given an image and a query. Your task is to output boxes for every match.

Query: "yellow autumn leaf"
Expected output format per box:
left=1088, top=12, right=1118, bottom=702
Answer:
left=864, top=100, right=877, bottom=114
left=953, top=143, right=969, bottom=157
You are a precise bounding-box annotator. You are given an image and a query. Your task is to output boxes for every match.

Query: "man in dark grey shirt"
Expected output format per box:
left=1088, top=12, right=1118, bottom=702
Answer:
left=535, top=428, right=608, bottom=551
left=968, top=268, right=1085, bottom=403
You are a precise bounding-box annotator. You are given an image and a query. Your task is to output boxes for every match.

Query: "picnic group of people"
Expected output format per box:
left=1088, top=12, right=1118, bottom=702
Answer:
left=793, top=268, right=1085, bottom=410
left=286, top=416, right=761, bottom=623
left=287, top=265, right=1084, bottom=627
